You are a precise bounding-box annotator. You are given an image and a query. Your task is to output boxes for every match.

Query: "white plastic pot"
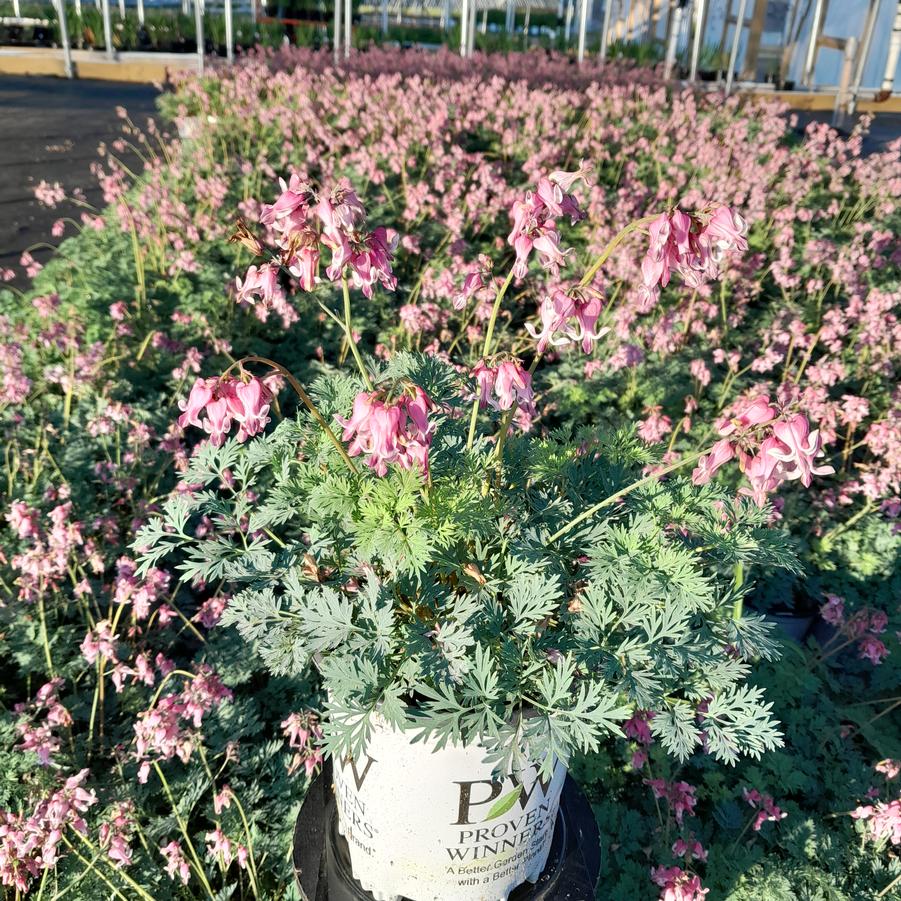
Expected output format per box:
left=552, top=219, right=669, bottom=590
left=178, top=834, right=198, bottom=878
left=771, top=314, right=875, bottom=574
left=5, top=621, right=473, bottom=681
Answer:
left=332, top=717, right=567, bottom=901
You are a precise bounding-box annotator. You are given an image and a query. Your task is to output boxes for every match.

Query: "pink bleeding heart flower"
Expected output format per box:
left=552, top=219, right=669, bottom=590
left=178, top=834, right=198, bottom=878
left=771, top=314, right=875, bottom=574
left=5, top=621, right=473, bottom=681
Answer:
left=768, top=414, right=835, bottom=487
left=493, top=361, right=534, bottom=414
left=315, top=178, right=366, bottom=237
left=525, top=290, right=608, bottom=354
left=337, top=387, right=434, bottom=477
left=691, top=438, right=735, bottom=486
left=178, top=376, right=273, bottom=447
left=260, top=173, right=314, bottom=232
left=703, top=206, right=748, bottom=256
left=228, top=379, right=272, bottom=441
left=718, top=395, right=779, bottom=436
left=235, top=262, right=284, bottom=307
left=740, top=436, right=786, bottom=506
left=178, top=378, right=216, bottom=429
left=454, top=254, right=493, bottom=310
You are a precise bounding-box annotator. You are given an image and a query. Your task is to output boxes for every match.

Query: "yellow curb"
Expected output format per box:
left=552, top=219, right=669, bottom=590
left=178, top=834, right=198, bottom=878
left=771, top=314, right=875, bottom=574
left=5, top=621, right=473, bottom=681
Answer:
left=756, top=90, right=901, bottom=113
left=0, top=46, right=197, bottom=82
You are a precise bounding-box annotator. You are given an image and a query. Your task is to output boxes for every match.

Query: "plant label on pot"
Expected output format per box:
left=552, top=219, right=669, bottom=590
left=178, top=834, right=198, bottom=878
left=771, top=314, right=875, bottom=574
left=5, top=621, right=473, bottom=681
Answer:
left=333, top=718, right=566, bottom=901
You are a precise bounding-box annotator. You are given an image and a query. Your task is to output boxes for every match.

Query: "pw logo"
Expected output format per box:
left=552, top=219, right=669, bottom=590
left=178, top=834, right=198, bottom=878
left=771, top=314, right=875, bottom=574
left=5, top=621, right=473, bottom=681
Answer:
left=453, top=765, right=556, bottom=825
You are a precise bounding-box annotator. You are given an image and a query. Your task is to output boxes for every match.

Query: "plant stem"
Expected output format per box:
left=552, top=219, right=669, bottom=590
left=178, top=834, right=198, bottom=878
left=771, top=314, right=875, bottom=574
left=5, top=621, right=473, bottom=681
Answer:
left=37, top=595, right=55, bottom=677
left=732, top=561, right=745, bottom=620
left=578, top=215, right=658, bottom=289
left=59, top=836, right=129, bottom=901
left=818, top=501, right=875, bottom=549
left=153, top=762, right=217, bottom=901
left=233, top=356, right=358, bottom=474
left=66, top=830, right=157, bottom=901
left=465, top=269, right=516, bottom=450
left=729, top=813, right=757, bottom=853
left=547, top=447, right=707, bottom=544
left=879, top=872, right=901, bottom=898
left=342, top=275, right=374, bottom=391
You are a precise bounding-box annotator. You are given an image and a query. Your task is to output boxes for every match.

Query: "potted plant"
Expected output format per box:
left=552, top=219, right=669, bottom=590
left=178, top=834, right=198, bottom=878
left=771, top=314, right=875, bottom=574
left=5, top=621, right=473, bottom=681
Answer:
left=136, top=172, right=826, bottom=900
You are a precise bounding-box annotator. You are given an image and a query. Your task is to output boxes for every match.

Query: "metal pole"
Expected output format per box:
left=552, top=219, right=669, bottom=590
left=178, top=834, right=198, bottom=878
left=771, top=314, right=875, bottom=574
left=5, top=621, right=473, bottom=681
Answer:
left=832, top=35, right=857, bottom=128
left=344, top=0, right=351, bottom=56
left=460, top=0, right=468, bottom=54
left=333, top=0, right=341, bottom=62
left=13, top=0, right=21, bottom=16
left=381, top=0, right=388, bottom=33
left=467, top=0, right=476, bottom=54
left=689, top=0, right=706, bottom=80
left=848, top=0, right=880, bottom=114
left=802, top=0, right=826, bottom=86
left=137, top=0, right=144, bottom=25
left=599, top=0, right=613, bottom=59
left=724, top=0, right=748, bottom=94
left=505, top=0, right=513, bottom=31
left=442, top=0, right=450, bottom=29
left=224, top=0, right=233, bottom=62
left=577, top=0, right=589, bottom=62
left=480, top=5, right=487, bottom=32
left=663, top=2, right=682, bottom=78
left=101, top=0, right=114, bottom=59
left=883, top=1, right=901, bottom=90
left=117, top=0, right=123, bottom=18
left=564, top=0, right=573, bottom=41
left=194, top=0, right=204, bottom=74
left=58, top=0, right=74, bottom=78
left=74, top=0, right=81, bottom=18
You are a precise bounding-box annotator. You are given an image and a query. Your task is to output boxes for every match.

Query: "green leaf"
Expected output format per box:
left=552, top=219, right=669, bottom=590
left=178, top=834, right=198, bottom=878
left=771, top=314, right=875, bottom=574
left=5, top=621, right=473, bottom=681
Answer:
left=483, top=785, right=522, bottom=821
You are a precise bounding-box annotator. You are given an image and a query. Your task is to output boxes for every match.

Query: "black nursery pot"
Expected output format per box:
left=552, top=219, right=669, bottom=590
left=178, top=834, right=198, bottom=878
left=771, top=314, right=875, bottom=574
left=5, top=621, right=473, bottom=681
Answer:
left=293, top=759, right=602, bottom=901
left=764, top=611, right=814, bottom=643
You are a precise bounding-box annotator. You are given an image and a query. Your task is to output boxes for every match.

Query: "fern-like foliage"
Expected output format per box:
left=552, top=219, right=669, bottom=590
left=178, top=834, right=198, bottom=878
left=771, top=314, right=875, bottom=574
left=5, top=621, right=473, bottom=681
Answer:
left=134, top=356, right=795, bottom=775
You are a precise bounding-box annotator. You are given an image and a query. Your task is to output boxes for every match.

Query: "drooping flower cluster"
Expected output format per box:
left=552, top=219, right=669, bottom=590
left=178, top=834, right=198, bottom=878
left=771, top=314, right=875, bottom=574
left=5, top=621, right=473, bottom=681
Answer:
left=624, top=709, right=655, bottom=770
left=818, top=595, right=891, bottom=665
left=178, top=375, right=272, bottom=447
left=453, top=254, right=494, bottom=310
left=851, top=798, right=901, bottom=846
left=0, top=770, right=97, bottom=893
left=742, top=788, right=788, bottom=831
left=337, top=386, right=435, bottom=476
left=507, top=167, right=589, bottom=279
left=133, top=667, right=233, bottom=782
left=692, top=396, right=834, bottom=506
left=7, top=498, right=85, bottom=603
left=206, top=827, right=248, bottom=871
left=244, top=174, right=397, bottom=301
left=14, top=679, right=72, bottom=767
left=160, top=840, right=191, bottom=885
left=112, top=556, right=172, bottom=621
left=472, top=359, right=536, bottom=419
left=645, top=779, right=698, bottom=826
left=650, top=865, right=709, bottom=901
left=672, top=837, right=707, bottom=864
left=98, top=801, right=135, bottom=868
left=525, top=288, right=609, bottom=354
left=281, top=711, right=325, bottom=778
left=638, top=206, right=748, bottom=309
